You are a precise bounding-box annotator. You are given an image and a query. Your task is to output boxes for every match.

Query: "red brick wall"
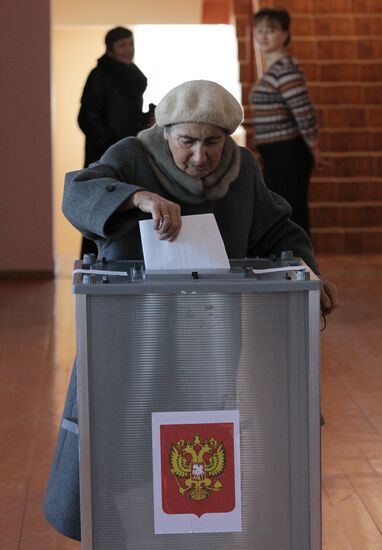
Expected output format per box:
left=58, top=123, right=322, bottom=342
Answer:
left=202, top=0, right=231, bottom=23
left=232, top=0, right=257, bottom=146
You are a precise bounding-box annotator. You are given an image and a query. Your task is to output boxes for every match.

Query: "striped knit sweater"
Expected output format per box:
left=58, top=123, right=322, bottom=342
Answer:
left=250, top=55, right=318, bottom=148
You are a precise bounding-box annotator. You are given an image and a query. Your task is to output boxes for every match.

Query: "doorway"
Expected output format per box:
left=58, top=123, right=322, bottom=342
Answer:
left=52, top=24, right=241, bottom=272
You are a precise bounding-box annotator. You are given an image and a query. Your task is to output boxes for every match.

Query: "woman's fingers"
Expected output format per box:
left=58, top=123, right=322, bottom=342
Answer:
left=157, top=206, right=182, bottom=241
left=319, top=277, right=339, bottom=315
left=129, top=190, right=182, bottom=241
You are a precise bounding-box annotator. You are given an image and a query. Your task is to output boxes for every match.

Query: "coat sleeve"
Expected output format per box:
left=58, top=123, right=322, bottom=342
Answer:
left=246, top=154, right=319, bottom=273
left=77, top=69, right=114, bottom=148
left=62, top=143, right=146, bottom=241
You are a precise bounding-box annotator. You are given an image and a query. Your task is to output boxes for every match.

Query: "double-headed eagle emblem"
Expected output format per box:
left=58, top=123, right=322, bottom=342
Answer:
left=170, top=433, right=226, bottom=501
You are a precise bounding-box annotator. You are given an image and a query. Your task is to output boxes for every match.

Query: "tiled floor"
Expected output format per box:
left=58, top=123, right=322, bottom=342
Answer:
left=0, top=277, right=78, bottom=549
left=0, top=255, right=381, bottom=549
left=319, top=255, right=382, bottom=550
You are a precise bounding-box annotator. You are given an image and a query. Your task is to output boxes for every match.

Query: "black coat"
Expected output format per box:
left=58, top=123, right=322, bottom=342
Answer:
left=78, top=54, right=148, bottom=167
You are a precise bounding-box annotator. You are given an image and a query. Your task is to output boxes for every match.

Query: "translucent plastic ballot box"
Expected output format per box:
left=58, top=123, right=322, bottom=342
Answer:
left=73, top=256, right=321, bottom=550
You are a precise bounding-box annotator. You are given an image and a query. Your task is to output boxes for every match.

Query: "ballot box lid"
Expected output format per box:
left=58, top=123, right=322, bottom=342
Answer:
left=72, top=257, right=321, bottom=295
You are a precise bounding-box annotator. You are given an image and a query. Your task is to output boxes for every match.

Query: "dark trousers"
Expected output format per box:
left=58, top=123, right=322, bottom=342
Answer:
left=257, top=137, right=314, bottom=235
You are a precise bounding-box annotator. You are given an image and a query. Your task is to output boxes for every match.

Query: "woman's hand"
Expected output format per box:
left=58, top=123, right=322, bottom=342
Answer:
left=311, top=147, right=332, bottom=170
left=124, top=190, right=182, bottom=241
left=318, top=276, right=338, bottom=315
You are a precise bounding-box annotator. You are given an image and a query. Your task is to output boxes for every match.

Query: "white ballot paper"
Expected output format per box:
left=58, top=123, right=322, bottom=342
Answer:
left=139, top=213, right=230, bottom=272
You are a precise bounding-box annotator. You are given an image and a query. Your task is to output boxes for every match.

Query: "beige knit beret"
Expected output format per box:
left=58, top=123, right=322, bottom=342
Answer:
left=155, top=80, right=243, bottom=135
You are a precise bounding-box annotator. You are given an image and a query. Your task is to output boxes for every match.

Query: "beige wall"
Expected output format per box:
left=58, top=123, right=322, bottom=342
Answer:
left=0, top=1, right=53, bottom=273
left=53, top=28, right=109, bottom=260
left=53, top=0, right=202, bottom=25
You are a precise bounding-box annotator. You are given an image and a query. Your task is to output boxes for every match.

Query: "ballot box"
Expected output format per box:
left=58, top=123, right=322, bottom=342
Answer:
left=73, top=256, right=321, bottom=550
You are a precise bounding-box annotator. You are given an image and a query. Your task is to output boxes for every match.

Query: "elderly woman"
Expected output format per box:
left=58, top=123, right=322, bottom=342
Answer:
left=65, top=80, right=328, bottom=275
left=44, top=80, right=337, bottom=541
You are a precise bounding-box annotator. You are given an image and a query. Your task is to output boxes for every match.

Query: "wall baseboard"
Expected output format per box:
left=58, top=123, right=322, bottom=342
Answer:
left=0, top=270, right=54, bottom=280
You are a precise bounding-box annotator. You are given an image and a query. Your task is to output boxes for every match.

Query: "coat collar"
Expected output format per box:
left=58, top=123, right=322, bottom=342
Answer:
left=137, top=125, right=240, bottom=204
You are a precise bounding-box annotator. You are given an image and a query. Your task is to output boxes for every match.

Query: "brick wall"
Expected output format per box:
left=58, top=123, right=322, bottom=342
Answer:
left=233, top=0, right=382, bottom=253
left=202, top=0, right=231, bottom=23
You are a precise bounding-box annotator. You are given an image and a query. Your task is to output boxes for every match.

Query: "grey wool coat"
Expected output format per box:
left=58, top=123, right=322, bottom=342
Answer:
left=44, top=136, right=319, bottom=541
left=62, top=136, right=318, bottom=267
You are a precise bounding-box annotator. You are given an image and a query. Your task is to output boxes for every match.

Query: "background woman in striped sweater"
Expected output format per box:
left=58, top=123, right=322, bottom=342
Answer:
left=250, top=7, right=327, bottom=235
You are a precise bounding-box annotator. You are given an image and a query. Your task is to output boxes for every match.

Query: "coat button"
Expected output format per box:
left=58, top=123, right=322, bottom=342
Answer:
left=105, top=184, right=116, bottom=192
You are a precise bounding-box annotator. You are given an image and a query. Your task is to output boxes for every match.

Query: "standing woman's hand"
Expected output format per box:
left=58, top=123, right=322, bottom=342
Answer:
left=311, top=146, right=332, bottom=170
left=122, top=190, right=182, bottom=241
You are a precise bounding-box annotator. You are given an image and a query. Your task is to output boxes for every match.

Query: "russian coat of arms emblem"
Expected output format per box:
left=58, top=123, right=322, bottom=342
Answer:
left=159, top=422, right=236, bottom=517
left=170, top=433, right=225, bottom=501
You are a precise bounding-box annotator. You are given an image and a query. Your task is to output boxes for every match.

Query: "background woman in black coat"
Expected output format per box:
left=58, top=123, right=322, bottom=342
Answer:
left=78, top=26, right=154, bottom=256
